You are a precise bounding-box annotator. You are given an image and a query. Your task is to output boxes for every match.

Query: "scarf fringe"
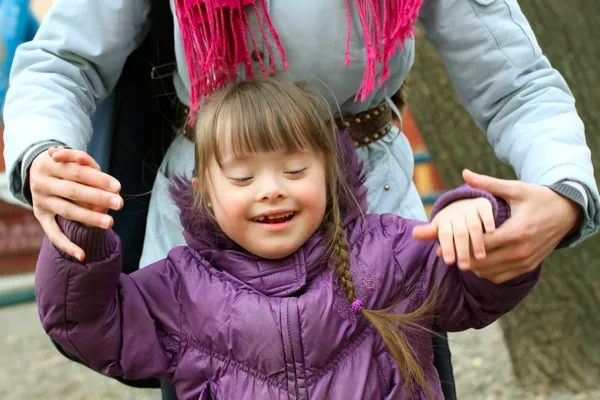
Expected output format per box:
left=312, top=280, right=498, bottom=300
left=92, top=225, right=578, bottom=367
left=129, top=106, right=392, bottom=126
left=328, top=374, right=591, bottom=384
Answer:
left=348, top=0, right=422, bottom=102
left=175, top=0, right=421, bottom=121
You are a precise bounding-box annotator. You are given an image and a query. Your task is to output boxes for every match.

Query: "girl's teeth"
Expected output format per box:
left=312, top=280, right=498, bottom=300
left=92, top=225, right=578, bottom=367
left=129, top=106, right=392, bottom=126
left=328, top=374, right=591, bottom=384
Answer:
left=268, top=213, right=292, bottom=219
left=255, top=212, right=293, bottom=222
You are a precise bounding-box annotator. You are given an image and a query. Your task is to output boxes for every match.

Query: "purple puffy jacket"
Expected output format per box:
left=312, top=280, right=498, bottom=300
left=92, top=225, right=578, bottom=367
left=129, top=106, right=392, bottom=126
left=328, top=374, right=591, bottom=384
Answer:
left=35, top=139, right=540, bottom=399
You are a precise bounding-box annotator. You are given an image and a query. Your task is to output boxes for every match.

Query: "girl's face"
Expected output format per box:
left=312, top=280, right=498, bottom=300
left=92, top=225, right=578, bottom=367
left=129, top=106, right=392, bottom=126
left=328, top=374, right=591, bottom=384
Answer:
left=198, top=148, right=328, bottom=259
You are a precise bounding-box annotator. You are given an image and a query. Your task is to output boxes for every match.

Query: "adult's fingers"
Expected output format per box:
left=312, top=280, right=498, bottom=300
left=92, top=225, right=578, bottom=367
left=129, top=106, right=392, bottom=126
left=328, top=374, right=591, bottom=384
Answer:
left=37, top=195, right=113, bottom=229
left=48, top=162, right=121, bottom=193
left=462, top=169, right=524, bottom=201
left=51, top=148, right=100, bottom=170
left=31, top=152, right=120, bottom=194
left=482, top=217, right=522, bottom=251
left=45, top=178, right=123, bottom=211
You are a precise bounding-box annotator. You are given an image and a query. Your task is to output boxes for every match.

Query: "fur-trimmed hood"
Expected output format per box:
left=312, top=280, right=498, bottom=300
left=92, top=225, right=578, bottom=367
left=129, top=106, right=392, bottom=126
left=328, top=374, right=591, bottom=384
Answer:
left=169, top=132, right=368, bottom=297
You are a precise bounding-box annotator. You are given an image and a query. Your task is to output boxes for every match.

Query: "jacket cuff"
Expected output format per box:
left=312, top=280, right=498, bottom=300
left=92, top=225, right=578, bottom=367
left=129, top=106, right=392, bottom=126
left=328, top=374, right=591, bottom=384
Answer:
left=55, top=216, right=118, bottom=262
left=549, top=180, right=596, bottom=248
left=430, top=184, right=511, bottom=227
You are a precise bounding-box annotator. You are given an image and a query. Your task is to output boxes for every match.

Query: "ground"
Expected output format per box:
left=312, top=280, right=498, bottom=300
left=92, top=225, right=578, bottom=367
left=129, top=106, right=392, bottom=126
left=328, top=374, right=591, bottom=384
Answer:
left=2, top=302, right=599, bottom=399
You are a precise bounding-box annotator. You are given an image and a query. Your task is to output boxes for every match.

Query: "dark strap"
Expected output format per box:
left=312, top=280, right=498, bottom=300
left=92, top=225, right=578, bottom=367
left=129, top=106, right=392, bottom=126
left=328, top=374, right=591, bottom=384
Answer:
left=336, top=101, right=395, bottom=147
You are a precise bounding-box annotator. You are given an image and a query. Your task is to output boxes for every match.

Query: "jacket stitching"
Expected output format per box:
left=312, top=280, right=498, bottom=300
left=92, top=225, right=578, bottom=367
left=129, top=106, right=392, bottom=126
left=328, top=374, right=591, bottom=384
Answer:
left=278, top=301, right=290, bottom=393
left=468, top=0, right=537, bottom=68
left=64, top=261, right=93, bottom=368
left=286, top=300, right=301, bottom=397
left=182, top=333, right=288, bottom=391
left=296, top=301, right=309, bottom=396
left=305, top=327, right=374, bottom=384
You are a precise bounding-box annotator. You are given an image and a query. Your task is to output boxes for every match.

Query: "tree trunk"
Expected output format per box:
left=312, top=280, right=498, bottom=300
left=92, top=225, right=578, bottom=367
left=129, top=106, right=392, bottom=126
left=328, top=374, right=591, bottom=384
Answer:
left=408, top=0, right=600, bottom=394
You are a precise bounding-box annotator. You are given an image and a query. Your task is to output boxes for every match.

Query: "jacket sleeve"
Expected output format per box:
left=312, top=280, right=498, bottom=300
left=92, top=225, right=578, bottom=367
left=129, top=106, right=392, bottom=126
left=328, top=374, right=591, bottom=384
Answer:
left=387, top=185, right=540, bottom=332
left=418, top=0, right=599, bottom=243
left=35, top=218, right=181, bottom=380
left=2, top=0, right=150, bottom=203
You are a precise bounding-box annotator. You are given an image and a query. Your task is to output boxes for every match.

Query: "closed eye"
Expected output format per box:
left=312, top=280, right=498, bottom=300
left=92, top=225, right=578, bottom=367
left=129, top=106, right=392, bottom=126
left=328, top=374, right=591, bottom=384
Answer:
left=285, top=168, right=307, bottom=177
left=229, top=177, right=253, bottom=185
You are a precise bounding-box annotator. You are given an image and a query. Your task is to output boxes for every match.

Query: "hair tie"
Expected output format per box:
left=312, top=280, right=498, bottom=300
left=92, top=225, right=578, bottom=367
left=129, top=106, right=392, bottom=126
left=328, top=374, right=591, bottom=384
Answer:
left=351, top=299, right=364, bottom=314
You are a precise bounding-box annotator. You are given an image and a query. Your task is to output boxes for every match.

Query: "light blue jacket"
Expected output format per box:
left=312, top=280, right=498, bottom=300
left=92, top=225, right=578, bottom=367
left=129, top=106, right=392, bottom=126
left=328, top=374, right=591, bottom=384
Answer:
left=3, top=0, right=599, bottom=245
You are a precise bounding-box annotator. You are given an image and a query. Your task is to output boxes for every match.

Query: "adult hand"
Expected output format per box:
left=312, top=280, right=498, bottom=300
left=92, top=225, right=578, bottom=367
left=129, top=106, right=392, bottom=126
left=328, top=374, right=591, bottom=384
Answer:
left=459, top=169, right=581, bottom=284
left=29, top=147, right=123, bottom=260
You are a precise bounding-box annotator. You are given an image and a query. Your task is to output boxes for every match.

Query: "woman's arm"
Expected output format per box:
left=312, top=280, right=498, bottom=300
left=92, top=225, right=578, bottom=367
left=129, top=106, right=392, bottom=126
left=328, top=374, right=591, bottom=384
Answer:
left=418, top=0, right=598, bottom=245
left=3, top=0, right=150, bottom=203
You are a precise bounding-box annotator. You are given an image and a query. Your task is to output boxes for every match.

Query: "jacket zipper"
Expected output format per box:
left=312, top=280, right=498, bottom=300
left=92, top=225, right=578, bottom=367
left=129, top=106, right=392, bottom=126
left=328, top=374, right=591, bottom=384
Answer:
left=281, top=298, right=308, bottom=399
left=286, top=299, right=301, bottom=398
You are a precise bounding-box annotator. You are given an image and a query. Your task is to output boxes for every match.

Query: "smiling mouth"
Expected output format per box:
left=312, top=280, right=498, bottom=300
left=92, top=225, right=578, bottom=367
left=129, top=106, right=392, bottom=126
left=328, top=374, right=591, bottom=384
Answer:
left=253, top=212, right=295, bottom=224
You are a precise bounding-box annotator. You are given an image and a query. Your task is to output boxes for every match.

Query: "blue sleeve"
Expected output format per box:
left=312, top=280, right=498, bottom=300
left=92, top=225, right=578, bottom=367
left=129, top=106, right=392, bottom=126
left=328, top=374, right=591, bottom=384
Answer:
left=419, top=0, right=599, bottom=242
left=2, top=0, right=151, bottom=202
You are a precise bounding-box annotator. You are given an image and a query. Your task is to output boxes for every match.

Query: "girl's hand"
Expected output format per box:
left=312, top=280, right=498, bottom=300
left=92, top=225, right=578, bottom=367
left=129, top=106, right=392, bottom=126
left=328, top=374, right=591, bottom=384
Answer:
left=413, top=197, right=496, bottom=270
left=29, top=147, right=123, bottom=260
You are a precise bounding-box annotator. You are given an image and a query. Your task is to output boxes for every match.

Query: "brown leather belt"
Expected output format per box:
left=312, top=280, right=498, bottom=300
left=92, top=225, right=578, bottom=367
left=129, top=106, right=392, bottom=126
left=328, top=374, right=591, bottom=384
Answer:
left=336, top=101, right=395, bottom=148
left=182, top=100, right=395, bottom=148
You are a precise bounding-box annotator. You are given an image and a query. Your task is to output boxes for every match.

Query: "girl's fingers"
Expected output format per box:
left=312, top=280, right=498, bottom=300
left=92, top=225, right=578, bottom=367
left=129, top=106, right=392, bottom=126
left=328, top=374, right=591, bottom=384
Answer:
left=36, top=212, right=85, bottom=261
left=477, top=200, right=496, bottom=233
left=437, top=221, right=456, bottom=265
left=451, top=217, right=471, bottom=270
left=466, top=212, right=486, bottom=260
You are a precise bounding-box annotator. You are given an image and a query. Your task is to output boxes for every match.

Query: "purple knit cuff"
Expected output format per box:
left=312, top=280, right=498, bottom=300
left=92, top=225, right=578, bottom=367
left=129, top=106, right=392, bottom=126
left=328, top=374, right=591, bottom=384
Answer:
left=430, top=184, right=511, bottom=227
left=55, top=216, right=119, bottom=262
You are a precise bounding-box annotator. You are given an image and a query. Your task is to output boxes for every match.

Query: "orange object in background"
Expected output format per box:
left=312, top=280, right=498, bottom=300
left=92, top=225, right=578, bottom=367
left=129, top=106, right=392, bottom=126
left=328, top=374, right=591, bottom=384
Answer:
left=401, top=108, right=446, bottom=216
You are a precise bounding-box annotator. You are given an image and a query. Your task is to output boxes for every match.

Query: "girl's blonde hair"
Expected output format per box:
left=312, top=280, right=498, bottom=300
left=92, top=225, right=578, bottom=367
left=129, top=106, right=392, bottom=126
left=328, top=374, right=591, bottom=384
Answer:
left=191, top=77, right=433, bottom=396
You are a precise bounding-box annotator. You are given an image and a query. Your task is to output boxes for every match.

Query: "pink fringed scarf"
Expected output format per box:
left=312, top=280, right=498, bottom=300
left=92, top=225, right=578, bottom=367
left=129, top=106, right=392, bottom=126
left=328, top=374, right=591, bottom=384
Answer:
left=175, top=0, right=422, bottom=121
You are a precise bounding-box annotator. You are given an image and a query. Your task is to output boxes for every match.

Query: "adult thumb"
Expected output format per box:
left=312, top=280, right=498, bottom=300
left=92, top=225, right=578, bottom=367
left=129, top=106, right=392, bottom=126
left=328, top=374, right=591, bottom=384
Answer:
left=462, top=169, right=522, bottom=200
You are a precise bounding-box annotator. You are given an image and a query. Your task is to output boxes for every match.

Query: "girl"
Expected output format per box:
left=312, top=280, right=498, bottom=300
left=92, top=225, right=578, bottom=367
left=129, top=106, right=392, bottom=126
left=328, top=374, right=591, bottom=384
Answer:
left=7, top=2, right=596, bottom=397
left=35, top=78, right=540, bottom=399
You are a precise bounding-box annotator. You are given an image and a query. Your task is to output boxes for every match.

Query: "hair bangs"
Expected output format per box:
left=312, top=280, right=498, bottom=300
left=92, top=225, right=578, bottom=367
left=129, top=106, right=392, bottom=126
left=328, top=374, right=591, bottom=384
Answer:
left=204, top=79, right=333, bottom=165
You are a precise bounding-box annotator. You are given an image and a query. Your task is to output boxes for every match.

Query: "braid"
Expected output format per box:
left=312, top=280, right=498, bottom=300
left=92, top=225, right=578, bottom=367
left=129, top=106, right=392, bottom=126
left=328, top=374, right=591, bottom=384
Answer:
left=327, top=176, right=436, bottom=398
left=332, top=220, right=356, bottom=302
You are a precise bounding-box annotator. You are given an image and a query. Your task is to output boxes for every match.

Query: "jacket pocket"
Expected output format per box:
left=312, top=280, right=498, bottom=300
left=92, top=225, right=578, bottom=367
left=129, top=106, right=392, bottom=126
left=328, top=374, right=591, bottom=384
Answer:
left=468, top=0, right=540, bottom=66
left=198, top=381, right=220, bottom=400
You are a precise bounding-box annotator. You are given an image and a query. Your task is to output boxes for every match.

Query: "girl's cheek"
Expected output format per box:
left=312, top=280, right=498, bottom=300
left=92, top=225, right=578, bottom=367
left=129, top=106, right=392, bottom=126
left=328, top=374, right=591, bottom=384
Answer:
left=297, top=182, right=327, bottom=211
left=213, top=196, right=248, bottom=221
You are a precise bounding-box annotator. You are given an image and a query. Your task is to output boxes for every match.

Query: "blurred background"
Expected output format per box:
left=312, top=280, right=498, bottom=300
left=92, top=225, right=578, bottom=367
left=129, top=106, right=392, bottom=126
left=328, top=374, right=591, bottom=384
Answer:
left=0, top=0, right=598, bottom=399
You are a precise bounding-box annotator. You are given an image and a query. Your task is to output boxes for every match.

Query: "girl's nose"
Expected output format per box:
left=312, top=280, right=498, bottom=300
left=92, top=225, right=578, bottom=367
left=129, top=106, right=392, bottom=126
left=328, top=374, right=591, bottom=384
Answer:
left=257, top=176, right=287, bottom=202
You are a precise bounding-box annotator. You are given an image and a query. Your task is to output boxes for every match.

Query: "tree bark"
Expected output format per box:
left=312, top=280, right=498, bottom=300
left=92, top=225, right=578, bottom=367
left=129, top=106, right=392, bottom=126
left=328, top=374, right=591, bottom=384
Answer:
left=408, top=0, right=600, bottom=394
